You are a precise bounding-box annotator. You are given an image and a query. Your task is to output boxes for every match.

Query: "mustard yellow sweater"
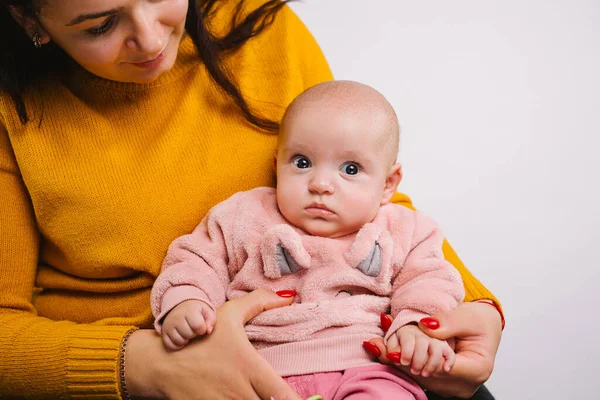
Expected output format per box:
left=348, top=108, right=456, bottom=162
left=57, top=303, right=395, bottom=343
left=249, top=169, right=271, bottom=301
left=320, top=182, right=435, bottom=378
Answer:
left=0, top=2, right=500, bottom=398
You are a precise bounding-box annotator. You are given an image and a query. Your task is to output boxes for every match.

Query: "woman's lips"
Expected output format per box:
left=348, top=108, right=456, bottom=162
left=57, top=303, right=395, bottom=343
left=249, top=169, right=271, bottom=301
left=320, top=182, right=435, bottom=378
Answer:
left=130, top=48, right=167, bottom=69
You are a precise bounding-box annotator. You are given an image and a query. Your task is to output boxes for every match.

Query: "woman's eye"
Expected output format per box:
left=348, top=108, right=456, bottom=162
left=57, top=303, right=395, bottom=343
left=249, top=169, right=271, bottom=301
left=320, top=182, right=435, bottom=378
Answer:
left=86, top=16, right=117, bottom=37
left=292, top=156, right=311, bottom=169
left=341, top=162, right=360, bottom=175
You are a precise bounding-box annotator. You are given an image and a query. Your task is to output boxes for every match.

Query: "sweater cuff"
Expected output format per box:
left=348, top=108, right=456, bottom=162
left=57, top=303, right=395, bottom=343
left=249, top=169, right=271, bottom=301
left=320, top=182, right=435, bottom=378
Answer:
left=153, top=285, right=214, bottom=334
left=66, top=324, right=136, bottom=399
left=383, top=310, right=429, bottom=344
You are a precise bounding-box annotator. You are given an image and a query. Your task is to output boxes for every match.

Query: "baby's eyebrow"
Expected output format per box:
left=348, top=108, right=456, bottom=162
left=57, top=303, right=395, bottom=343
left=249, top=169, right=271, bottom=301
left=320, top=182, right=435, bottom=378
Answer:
left=338, top=149, right=366, bottom=161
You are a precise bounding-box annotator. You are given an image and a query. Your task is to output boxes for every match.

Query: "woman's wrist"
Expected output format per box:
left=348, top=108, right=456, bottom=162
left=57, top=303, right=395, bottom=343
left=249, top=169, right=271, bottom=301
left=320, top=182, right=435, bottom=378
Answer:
left=119, top=328, right=138, bottom=400
left=122, top=329, right=166, bottom=399
left=475, top=299, right=505, bottom=330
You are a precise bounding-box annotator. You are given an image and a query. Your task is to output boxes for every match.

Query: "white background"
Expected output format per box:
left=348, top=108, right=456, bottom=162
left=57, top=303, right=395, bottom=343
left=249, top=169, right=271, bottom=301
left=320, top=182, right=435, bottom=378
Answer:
left=290, top=1, right=600, bottom=399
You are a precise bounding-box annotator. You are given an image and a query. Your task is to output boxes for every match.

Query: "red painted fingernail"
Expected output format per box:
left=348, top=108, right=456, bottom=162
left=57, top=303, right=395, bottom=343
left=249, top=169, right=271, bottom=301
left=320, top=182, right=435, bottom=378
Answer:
left=420, top=317, right=440, bottom=330
left=276, top=289, right=296, bottom=298
left=362, top=341, right=381, bottom=357
left=380, top=313, right=392, bottom=332
left=386, top=352, right=401, bottom=363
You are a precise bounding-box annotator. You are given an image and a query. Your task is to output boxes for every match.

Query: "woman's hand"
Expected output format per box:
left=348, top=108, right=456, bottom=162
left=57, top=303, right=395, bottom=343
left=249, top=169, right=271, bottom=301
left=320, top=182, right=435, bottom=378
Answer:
left=124, top=289, right=303, bottom=400
left=365, top=301, right=503, bottom=398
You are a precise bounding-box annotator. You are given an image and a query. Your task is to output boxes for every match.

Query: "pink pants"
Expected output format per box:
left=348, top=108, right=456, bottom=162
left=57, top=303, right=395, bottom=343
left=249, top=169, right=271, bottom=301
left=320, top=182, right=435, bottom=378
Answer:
left=284, top=364, right=427, bottom=400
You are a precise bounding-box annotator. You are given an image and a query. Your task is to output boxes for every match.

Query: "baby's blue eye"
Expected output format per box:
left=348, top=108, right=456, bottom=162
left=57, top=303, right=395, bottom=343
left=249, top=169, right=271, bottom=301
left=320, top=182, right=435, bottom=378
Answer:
left=292, top=156, right=311, bottom=169
left=341, top=162, right=360, bottom=175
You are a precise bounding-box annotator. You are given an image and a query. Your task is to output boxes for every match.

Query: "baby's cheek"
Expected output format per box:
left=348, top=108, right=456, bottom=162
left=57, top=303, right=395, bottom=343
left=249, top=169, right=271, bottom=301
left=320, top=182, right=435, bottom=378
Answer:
left=276, top=192, right=296, bottom=220
left=351, top=193, right=380, bottom=220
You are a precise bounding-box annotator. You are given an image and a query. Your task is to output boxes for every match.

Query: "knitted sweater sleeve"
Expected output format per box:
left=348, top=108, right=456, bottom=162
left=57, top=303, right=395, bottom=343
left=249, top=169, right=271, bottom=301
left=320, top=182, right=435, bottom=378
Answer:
left=389, top=192, right=504, bottom=318
left=0, top=115, right=135, bottom=399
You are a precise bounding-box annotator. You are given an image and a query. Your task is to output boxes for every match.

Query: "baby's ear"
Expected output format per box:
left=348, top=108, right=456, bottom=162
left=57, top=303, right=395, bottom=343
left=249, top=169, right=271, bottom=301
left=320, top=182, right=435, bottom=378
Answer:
left=381, top=163, right=402, bottom=205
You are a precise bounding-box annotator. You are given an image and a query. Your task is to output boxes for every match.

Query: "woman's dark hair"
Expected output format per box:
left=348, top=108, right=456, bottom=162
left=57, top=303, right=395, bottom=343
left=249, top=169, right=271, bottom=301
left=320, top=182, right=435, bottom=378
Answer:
left=0, top=0, right=292, bottom=130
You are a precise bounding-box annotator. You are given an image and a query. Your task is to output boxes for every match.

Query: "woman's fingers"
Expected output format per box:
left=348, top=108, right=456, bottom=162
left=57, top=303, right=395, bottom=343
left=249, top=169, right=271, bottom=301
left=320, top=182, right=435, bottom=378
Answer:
left=216, top=289, right=300, bottom=400
left=224, top=288, right=296, bottom=326
left=418, top=301, right=502, bottom=340
left=366, top=303, right=503, bottom=398
left=414, top=302, right=503, bottom=396
left=418, top=302, right=501, bottom=380
left=248, top=356, right=303, bottom=400
left=380, top=313, right=393, bottom=332
left=364, top=337, right=397, bottom=366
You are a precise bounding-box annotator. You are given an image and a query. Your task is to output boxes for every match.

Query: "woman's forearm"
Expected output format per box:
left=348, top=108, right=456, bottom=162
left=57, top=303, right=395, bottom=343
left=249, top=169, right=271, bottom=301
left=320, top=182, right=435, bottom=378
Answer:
left=124, top=329, right=165, bottom=399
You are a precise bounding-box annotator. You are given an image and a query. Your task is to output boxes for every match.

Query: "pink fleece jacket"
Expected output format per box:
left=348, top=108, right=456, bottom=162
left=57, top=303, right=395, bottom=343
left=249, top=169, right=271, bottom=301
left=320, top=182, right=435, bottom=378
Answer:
left=151, top=187, right=464, bottom=376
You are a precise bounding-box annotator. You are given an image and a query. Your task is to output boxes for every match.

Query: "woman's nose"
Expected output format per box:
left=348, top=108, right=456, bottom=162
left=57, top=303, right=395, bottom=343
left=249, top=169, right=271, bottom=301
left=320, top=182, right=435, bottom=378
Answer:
left=127, top=12, right=164, bottom=55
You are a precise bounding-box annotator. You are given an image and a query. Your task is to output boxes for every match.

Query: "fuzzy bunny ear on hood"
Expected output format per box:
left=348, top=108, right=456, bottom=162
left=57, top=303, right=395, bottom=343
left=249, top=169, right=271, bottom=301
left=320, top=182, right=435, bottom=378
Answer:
left=261, top=224, right=311, bottom=279
left=345, top=222, right=394, bottom=282
left=356, top=242, right=383, bottom=277
left=275, top=245, right=303, bottom=275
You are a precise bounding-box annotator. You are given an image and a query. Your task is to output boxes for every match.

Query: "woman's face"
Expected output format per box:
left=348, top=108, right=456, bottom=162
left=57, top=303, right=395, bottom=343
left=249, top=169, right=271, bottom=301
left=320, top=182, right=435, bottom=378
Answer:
left=37, top=0, right=188, bottom=83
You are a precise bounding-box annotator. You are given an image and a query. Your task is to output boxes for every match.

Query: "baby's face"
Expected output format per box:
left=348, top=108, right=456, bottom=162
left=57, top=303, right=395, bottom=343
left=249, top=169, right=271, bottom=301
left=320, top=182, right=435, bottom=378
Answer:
left=276, top=102, right=398, bottom=238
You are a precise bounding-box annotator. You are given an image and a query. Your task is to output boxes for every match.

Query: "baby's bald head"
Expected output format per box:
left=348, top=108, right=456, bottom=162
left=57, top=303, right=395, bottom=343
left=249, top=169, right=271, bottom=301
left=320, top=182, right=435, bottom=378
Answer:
left=280, top=80, right=400, bottom=168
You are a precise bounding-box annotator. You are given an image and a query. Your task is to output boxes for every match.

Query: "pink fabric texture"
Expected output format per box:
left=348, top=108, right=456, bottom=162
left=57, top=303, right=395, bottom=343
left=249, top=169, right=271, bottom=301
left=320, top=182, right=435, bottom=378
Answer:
left=151, top=187, right=464, bottom=376
left=284, top=364, right=428, bottom=400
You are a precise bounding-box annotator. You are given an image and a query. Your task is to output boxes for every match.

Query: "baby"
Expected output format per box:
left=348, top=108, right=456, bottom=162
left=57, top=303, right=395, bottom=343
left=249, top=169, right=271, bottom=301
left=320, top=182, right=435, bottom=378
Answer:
left=151, top=81, right=465, bottom=399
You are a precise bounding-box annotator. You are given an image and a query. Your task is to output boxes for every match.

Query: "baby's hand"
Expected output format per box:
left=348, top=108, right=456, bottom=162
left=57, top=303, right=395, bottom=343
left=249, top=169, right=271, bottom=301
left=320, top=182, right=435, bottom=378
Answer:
left=387, top=324, right=455, bottom=377
left=161, top=299, right=216, bottom=351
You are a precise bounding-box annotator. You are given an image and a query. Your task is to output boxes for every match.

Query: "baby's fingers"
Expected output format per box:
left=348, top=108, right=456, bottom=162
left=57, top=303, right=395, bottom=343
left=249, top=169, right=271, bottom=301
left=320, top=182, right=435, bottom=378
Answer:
left=201, top=306, right=217, bottom=334
left=399, top=332, right=415, bottom=367
left=421, top=342, right=444, bottom=377
left=163, top=329, right=186, bottom=351
left=442, top=342, right=456, bottom=372
left=386, top=333, right=400, bottom=352
left=409, top=337, right=429, bottom=375
left=186, top=309, right=209, bottom=336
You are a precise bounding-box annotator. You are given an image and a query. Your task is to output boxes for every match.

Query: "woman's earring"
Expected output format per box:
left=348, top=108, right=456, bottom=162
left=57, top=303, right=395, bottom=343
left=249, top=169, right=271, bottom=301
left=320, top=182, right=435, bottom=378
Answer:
left=32, top=32, right=42, bottom=48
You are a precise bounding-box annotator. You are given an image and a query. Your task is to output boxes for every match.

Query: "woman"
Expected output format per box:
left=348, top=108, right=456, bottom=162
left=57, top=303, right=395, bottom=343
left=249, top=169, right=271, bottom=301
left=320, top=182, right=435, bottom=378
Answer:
left=0, top=0, right=503, bottom=398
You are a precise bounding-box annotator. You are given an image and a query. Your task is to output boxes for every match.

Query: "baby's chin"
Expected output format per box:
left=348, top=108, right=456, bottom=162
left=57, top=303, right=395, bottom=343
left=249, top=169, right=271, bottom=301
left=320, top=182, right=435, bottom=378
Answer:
left=300, top=223, right=356, bottom=239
